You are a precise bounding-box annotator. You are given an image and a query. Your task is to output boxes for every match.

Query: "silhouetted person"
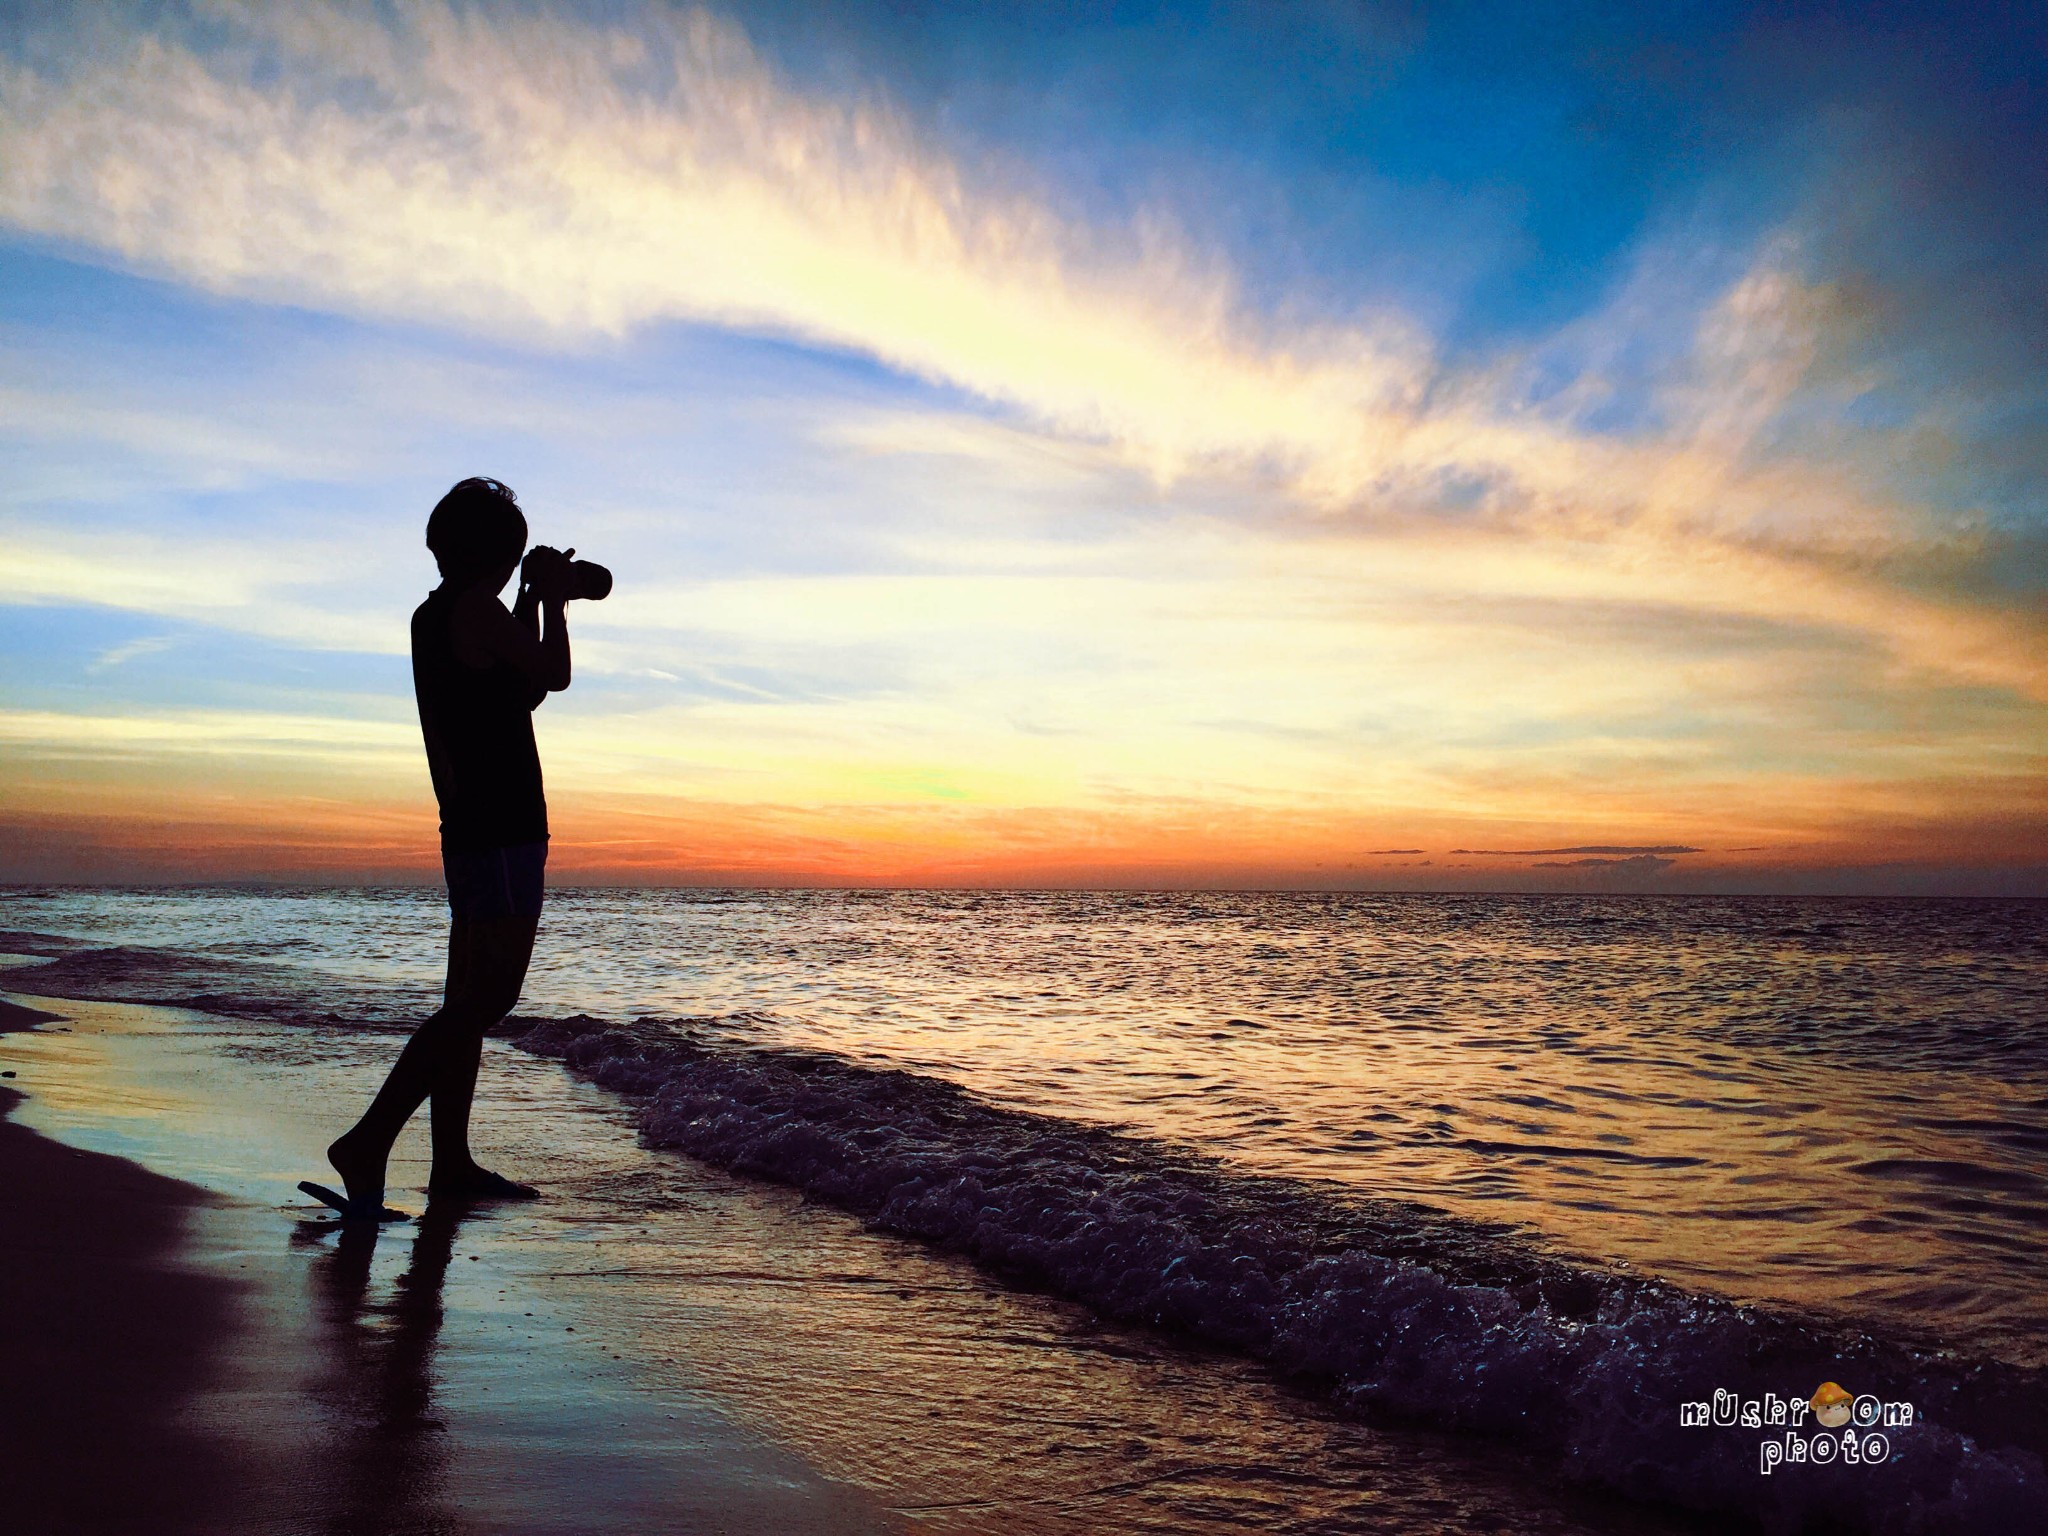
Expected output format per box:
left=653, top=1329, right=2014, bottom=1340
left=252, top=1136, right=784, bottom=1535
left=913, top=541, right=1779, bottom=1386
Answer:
left=321, top=477, right=580, bottom=1216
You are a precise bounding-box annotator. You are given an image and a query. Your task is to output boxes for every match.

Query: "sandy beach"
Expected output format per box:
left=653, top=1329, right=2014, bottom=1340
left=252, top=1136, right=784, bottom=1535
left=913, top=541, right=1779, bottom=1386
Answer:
left=0, top=987, right=898, bottom=1536
left=1, top=994, right=252, bottom=1533
left=0, top=961, right=1703, bottom=1536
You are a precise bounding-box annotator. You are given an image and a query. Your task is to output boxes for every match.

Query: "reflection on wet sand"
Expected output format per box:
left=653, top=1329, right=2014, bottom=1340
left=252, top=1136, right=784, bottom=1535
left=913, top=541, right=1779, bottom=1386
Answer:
left=301, top=1206, right=470, bottom=1535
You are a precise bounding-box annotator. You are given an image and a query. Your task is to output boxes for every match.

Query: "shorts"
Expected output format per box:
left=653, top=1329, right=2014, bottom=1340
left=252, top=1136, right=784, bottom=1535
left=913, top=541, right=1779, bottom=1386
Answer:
left=443, top=841, right=548, bottom=922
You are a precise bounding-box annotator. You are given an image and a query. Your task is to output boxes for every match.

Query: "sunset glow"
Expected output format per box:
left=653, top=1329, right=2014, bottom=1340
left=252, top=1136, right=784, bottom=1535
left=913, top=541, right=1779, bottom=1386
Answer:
left=3, top=2, right=2043, bottom=889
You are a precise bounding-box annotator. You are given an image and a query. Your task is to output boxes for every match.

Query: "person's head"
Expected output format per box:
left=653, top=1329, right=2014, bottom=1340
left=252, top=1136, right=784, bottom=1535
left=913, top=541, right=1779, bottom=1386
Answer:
left=426, top=477, right=527, bottom=587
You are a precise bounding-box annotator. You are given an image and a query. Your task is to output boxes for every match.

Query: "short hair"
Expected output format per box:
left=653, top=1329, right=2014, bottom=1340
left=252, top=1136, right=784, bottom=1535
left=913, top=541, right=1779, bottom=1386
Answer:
left=425, top=477, right=526, bottom=578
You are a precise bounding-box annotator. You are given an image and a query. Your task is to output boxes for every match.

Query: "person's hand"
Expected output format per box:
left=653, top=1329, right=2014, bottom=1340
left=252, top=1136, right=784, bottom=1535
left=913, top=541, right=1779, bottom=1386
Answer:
left=521, top=544, right=579, bottom=604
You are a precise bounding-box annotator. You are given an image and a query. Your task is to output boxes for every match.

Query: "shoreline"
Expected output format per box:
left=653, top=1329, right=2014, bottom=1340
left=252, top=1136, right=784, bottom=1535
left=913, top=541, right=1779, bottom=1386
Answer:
left=0, top=1071, right=251, bottom=1534
left=0, top=962, right=1715, bottom=1536
left=525, top=1014, right=2048, bottom=1533
left=0, top=988, right=897, bottom=1536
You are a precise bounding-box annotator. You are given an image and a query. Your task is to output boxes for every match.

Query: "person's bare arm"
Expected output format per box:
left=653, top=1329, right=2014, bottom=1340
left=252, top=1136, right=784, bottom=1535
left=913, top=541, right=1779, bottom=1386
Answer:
left=512, top=578, right=542, bottom=641
left=451, top=566, right=572, bottom=695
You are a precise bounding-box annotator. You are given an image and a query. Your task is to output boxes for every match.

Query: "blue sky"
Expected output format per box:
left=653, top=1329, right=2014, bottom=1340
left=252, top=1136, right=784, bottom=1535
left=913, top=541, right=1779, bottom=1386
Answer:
left=1, top=1, right=2042, bottom=888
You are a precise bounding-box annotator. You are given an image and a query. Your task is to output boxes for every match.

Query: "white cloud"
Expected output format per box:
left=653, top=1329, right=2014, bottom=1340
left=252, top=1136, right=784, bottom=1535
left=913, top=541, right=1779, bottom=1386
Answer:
left=0, top=1, right=1921, bottom=540
left=2, top=530, right=406, bottom=653
left=0, top=705, right=416, bottom=764
left=87, top=635, right=177, bottom=672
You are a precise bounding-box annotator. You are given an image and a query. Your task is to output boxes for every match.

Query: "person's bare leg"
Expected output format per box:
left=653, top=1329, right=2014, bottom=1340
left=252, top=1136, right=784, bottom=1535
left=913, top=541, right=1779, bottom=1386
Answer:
left=424, top=915, right=489, bottom=1187
left=425, top=1028, right=538, bottom=1199
left=325, top=1010, right=480, bottom=1210
left=327, top=914, right=536, bottom=1209
left=428, top=1029, right=484, bottom=1176
left=427, top=914, right=539, bottom=1198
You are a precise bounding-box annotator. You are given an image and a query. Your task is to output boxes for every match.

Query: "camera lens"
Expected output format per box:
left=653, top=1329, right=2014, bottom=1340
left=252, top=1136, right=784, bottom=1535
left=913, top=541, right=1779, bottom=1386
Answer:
left=571, top=560, right=613, bottom=601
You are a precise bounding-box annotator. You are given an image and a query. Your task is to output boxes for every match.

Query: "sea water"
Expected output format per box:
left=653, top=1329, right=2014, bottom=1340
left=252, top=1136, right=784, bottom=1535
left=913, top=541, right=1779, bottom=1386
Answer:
left=3, top=887, right=2045, bottom=1530
left=5, top=888, right=2042, bottom=1358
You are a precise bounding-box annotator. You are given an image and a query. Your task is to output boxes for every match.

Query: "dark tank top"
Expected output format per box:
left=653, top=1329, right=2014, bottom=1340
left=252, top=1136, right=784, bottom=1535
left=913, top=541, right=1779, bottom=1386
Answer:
left=412, top=587, right=548, bottom=853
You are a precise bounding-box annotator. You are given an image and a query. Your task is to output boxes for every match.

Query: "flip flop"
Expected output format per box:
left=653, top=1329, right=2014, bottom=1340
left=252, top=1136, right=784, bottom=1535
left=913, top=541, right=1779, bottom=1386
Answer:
left=298, top=1179, right=412, bottom=1224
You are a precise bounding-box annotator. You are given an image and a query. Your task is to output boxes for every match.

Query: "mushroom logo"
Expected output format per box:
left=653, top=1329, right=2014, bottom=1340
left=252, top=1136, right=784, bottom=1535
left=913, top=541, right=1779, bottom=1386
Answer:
left=1810, top=1382, right=1854, bottom=1429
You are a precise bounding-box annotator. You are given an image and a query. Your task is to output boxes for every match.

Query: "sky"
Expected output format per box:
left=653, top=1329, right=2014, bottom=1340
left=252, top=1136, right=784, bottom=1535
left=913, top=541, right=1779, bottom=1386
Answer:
left=1, top=0, right=2043, bottom=891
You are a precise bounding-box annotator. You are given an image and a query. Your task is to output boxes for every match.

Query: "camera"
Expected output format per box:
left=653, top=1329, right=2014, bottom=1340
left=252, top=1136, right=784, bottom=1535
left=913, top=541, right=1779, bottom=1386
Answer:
left=566, top=559, right=612, bottom=600
left=522, top=545, right=612, bottom=601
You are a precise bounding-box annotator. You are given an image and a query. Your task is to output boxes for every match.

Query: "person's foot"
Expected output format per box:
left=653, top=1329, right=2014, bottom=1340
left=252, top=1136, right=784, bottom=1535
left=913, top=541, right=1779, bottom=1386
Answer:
left=326, top=1132, right=388, bottom=1213
left=426, top=1164, right=540, bottom=1203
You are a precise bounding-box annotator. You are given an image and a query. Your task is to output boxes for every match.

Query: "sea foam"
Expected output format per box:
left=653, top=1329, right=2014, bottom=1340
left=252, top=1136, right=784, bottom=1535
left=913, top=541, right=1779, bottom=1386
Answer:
left=519, top=1015, right=2048, bottom=1535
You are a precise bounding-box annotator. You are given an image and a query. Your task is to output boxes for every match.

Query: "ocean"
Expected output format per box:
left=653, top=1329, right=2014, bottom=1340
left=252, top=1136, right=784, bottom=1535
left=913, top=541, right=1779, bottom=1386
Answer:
left=3, top=886, right=2045, bottom=1530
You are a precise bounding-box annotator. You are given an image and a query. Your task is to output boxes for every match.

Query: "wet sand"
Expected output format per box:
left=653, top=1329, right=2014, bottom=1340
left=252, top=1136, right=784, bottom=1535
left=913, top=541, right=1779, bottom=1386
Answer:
left=0, top=1078, right=250, bottom=1533
left=4, top=989, right=249, bottom=1532
left=0, top=990, right=893, bottom=1536
left=0, top=973, right=1692, bottom=1536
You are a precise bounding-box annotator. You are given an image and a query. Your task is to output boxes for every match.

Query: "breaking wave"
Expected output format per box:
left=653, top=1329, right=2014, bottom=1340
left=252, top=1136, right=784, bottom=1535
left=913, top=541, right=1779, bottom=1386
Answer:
left=519, top=1015, right=2048, bottom=1535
